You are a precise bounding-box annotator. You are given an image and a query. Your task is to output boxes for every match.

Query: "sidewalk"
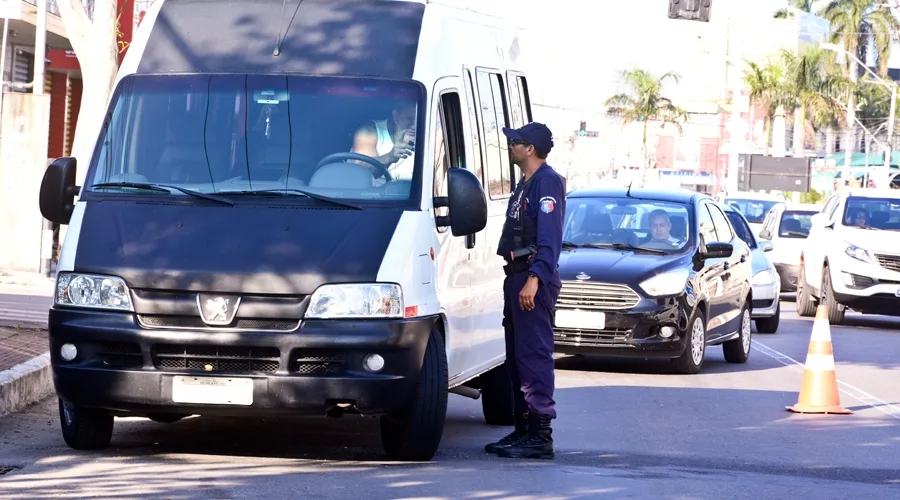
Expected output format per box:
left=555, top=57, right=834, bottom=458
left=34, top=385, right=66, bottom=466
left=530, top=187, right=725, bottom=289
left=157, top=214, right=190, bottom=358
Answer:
left=0, top=273, right=54, bottom=418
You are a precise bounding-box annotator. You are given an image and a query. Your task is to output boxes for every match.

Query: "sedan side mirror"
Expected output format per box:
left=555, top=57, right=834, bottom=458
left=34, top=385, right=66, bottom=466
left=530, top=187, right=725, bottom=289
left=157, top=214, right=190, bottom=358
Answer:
left=39, top=157, right=80, bottom=225
left=759, top=240, right=774, bottom=252
left=434, top=168, right=488, bottom=236
left=758, top=229, right=772, bottom=240
left=702, top=242, right=733, bottom=259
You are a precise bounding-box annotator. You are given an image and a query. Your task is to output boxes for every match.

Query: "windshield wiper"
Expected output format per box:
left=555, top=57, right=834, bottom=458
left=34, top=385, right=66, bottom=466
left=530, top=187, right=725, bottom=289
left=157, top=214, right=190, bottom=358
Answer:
left=217, top=189, right=363, bottom=210
left=856, top=225, right=883, bottom=231
left=586, top=242, right=669, bottom=255
left=91, top=182, right=234, bottom=206
left=562, top=241, right=580, bottom=249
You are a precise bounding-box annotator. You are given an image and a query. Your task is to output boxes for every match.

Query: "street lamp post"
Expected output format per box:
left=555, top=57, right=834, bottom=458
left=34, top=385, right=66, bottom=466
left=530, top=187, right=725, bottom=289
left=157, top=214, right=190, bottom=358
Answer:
left=821, top=42, right=898, bottom=185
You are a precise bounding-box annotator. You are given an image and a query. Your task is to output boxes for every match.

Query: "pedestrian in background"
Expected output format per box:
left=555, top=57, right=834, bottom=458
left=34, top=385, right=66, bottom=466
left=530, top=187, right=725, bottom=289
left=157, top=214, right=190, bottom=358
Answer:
left=484, top=122, right=566, bottom=460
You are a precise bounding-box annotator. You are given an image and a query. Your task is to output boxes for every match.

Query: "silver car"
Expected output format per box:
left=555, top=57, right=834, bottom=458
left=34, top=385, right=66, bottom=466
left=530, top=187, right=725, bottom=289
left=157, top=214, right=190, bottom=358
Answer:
left=722, top=203, right=781, bottom=333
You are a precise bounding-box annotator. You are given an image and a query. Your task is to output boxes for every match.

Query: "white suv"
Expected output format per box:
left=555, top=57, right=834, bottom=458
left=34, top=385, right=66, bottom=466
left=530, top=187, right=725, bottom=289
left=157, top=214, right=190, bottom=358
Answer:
left=797, top=188, right=900, bottom=324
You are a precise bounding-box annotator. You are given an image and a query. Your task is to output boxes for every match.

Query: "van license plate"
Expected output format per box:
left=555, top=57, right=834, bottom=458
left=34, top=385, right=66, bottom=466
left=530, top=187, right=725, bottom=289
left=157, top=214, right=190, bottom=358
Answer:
left=554, top=310, right=605, bottom=330
left=171, top=376, right=253, bottom=406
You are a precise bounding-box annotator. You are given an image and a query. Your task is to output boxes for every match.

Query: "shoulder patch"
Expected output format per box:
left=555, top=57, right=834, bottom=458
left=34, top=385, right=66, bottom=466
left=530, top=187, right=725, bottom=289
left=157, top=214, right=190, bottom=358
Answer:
left=539, top=196, right=557, bottom=214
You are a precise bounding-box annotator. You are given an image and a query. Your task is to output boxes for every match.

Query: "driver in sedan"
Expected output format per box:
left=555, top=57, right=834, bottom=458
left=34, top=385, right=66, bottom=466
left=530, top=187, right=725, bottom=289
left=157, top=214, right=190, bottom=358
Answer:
left=643, top=209, right=680, bottom=249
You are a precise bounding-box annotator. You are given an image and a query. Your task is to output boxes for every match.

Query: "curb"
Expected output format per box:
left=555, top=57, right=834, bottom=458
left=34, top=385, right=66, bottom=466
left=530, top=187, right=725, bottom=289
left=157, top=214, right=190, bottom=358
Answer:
left=0, top=352, right=53, bottom=418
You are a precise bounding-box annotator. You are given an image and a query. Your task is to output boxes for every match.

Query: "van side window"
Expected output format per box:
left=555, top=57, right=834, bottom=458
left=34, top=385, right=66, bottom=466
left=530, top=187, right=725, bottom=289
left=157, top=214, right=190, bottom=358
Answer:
left=507, top=74, right=525, bottom=129
left=517, top=75, right=532, bottom=122
left=462, top=69, right=484, bottom=183
left=433, top=91, right=465, bottom=232
left=475, top=69, right=513, bottom=199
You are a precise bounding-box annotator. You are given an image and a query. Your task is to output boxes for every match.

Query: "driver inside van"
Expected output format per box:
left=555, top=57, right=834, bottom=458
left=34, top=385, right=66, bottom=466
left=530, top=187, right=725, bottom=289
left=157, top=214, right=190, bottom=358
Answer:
left=643, top=209, right=680, bottom=249
left=350, top=101, right=417, bottom=186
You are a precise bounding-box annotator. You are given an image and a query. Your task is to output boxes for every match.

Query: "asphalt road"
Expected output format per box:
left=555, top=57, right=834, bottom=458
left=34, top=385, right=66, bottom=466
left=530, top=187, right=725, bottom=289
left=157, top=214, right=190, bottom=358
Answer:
left=0, top=298, right=898, bottom=499
left=0, top=290, right=52, bottom=329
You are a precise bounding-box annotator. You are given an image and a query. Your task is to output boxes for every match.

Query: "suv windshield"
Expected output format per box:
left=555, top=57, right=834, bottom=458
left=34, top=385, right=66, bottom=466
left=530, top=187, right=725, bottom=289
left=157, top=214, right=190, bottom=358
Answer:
left=87, top=73, right=425, bottom=204
left=842, top=196, right=900, bottom=230
left=724, top=198, right=780, bottom=223
left=779, top=210, right=816, bottom=238
left=563, top=197, right=692, bottom=253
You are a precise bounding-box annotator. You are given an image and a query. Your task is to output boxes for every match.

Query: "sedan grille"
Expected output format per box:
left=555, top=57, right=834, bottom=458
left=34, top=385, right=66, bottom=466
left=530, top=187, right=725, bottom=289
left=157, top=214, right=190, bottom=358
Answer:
left=557, top=280, right=641, bottom=310
left=875, top=254, right=900, bottom=273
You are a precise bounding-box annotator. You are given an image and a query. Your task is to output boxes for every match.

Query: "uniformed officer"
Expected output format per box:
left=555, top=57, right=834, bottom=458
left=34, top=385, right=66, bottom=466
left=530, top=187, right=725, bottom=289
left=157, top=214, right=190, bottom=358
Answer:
left=484, top=122, right=566, bottom=460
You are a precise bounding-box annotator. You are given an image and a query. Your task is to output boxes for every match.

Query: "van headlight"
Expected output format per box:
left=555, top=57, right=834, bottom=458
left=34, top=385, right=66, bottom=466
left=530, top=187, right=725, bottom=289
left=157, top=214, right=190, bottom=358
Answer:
left=639, top=268, right=690, bottom=297
left=55, top=273, right=133, bottom=311
left=305, top=283, right=403, bottom=319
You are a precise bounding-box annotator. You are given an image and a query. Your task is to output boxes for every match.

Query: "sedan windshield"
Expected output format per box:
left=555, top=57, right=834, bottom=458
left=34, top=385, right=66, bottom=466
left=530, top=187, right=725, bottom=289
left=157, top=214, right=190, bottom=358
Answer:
left=563, top=197, right=692, bottom=253
left=723, top=198, right=780, bottom=223
left=87, top=73, right=425, bottom=204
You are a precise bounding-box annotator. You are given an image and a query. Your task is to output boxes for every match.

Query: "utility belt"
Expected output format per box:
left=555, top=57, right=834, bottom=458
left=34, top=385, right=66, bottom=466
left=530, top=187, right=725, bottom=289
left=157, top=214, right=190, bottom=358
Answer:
left=503, top=244, right=537, bottom=276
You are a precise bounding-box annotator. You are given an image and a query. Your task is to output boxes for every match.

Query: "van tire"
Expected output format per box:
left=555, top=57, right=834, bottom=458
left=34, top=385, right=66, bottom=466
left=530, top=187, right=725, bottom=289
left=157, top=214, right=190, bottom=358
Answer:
left=58, top=398, right=113, bottom=450
left=479, top=362, right=515, bottom=426
left=380, top=328, right=448, bottom=461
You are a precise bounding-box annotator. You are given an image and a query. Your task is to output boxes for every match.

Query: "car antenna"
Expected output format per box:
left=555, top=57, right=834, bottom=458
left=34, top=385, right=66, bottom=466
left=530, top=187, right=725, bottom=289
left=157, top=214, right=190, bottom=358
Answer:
left=273, top=0, right=306, bottom=56
left=626, top=180, right=634, bottom=197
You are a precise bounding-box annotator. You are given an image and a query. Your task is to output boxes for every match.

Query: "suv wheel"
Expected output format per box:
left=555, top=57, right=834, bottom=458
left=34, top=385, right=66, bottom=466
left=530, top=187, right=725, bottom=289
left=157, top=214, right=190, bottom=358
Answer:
left=796, top=263, right=817, bottom=317
left=820, top=266, right=846, bottom=325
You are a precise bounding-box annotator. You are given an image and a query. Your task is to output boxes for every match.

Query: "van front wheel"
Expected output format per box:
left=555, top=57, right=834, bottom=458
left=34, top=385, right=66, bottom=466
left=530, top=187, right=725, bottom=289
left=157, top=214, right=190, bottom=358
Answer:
left=479, top=362, right=515, bottom=425
left=58, top=398, right=113, bottom=450
left=380, top=328, right=448, bottom=461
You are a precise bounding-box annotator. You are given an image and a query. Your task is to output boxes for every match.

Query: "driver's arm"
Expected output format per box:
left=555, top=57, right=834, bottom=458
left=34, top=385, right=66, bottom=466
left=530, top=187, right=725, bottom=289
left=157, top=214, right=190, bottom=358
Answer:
left=352, top=123, right=394, bottom=170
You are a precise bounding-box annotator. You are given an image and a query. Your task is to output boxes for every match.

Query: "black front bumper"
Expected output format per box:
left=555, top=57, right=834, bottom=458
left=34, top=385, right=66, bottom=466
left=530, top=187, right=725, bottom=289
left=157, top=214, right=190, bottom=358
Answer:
left=552, top=295, right=691, bottom=359
left=48, top=308, right=436, bottom=417
left=775, top=263, right=799, bottom=292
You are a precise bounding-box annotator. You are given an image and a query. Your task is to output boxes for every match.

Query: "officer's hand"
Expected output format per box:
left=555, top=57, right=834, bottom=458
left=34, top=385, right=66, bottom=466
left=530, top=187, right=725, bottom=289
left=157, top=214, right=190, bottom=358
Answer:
left=519, top=276, right=539, bottom=311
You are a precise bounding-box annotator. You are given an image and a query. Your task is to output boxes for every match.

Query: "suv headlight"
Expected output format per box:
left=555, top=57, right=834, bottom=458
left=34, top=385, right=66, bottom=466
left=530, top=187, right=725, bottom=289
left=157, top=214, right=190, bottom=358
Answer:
left=55, top=273, right=133, bottom=311
left=639, top=268, right=689, bottom=297
left=306, top=283, right=403, bottom=319
left=752, top=269, right=777, bottom=286
left=844, top=242, right=873, bottom=263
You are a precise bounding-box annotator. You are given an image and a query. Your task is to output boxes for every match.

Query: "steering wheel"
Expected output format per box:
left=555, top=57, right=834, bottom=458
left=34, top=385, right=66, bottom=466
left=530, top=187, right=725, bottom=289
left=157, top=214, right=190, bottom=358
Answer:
left=314, top=152, right=392, bottom=181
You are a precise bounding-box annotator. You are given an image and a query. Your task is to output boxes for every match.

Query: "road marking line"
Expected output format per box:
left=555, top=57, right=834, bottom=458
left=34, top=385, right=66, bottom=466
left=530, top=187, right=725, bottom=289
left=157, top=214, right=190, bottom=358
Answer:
left=753, top=340, right=900, bottom=421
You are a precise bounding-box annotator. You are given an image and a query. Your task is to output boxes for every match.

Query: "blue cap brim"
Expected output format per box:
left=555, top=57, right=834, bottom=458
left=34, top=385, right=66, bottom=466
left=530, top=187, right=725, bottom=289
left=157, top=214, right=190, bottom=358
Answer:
left=501, top=127, right=523, bottom=141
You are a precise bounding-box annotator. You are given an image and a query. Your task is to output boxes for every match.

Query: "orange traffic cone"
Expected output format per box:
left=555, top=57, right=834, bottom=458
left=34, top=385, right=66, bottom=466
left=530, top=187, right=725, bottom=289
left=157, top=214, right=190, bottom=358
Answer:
left=786, top=304, right=852, bottom=415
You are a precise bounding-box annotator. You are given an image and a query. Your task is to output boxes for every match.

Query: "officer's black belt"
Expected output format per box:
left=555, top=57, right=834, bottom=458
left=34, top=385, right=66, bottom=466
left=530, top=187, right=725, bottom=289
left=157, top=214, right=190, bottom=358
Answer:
left=503, top=259, right=531, bottom=276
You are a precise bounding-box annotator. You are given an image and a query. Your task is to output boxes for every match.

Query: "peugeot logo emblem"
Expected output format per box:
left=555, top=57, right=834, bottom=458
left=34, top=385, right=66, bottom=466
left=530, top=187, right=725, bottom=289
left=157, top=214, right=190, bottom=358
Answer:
left=197, top=294, right=241, bottom=326
left=576, top=272, right=591, bottom=280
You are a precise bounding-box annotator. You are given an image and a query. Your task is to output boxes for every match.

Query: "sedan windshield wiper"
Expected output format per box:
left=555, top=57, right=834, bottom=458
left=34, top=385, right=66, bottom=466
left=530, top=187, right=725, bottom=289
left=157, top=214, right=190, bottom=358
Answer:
left=585, top=242, right=669, bottom=255
left=91, top=182, right=234, bottom=206
left=562, top=241, right=580, bottom=248
left=217, top=189, right=363, bottom=210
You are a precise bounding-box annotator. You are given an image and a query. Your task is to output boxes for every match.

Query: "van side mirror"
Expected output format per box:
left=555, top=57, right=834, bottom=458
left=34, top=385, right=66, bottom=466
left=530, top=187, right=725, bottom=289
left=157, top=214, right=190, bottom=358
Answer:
left=39, top=157, right=80, bottom=225
left=434, top=168, right=487, bottom=236
left=759, top=240, right=774, bottom=252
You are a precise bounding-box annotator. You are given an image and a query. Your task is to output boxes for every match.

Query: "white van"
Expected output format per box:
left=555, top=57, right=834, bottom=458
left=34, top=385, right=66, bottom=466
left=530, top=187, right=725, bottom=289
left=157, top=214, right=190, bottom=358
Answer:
left=38, top=0, right=535, bottom=462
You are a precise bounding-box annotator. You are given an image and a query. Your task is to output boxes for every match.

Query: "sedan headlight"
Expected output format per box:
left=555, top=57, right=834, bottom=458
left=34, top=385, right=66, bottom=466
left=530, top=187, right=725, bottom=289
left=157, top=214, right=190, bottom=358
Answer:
left=844, top=242, right=873, bottom=263
left=752, top=269, right=777, bottom=286
left=306, top=283, right=403, bottom=319
left=55, top=273, right=133, bottom=311
left=639, top=268, right=690, bottom=297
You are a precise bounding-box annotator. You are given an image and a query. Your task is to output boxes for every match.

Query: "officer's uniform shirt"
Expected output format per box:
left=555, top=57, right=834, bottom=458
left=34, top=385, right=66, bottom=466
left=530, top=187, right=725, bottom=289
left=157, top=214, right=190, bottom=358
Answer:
left=497, top=163, right=566, bottom=288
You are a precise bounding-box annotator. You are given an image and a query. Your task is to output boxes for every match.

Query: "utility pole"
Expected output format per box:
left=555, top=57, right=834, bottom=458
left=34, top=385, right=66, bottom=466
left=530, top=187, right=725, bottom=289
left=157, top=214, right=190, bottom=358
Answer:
left=33, top=0, right=46, bottom=95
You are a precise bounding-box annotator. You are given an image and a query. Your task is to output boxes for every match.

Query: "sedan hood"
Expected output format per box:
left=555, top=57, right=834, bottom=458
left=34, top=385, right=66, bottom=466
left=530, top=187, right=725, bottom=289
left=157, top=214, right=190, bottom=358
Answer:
left=71, top=200, right=404, bottom=295
left=558, top=247, right=692, bottom=284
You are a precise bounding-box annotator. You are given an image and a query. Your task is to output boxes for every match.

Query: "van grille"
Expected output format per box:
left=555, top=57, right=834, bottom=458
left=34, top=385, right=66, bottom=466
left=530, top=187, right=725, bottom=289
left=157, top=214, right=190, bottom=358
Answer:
left=557, top=281, right=641, bottom=310
left=152, top=344, right=280, bottom=373
left=138, top=315, right=299, bottom=332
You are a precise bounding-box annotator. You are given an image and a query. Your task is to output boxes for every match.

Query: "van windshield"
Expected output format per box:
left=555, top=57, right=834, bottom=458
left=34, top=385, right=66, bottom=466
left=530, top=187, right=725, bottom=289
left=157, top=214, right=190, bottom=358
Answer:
left=87, top=73, right=426, bottom=204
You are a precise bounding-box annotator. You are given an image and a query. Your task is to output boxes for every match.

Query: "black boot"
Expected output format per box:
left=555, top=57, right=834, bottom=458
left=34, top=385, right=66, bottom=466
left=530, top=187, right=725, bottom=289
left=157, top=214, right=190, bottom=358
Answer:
left=496, top=412, right=554, bottom=459
left=484, top=412, right=529, bottom=454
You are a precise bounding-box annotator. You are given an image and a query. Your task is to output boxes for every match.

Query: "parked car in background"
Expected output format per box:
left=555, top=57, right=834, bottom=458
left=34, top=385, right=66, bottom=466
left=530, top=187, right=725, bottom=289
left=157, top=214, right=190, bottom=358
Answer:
left=797, top=188, right=900, bottom=324
left=717, top=191, right=787, bottom=236
left=722, top=203, right=781, bottom=333
left=554, top=187, right=754, bottom=374
left=757, top=203, right=821, bottom=292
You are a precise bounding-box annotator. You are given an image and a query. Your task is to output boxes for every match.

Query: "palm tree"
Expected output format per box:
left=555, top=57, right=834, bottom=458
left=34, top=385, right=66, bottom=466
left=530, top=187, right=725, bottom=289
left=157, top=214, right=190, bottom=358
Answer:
left=604, top=69, right=689, bottom=184
left=774, top=0, right=814, bottom=18
left=780, top=46, right=849, bottom=157
left=819, top=0, right=900, bottom=161
left=743, top=59, right=788, bottom=155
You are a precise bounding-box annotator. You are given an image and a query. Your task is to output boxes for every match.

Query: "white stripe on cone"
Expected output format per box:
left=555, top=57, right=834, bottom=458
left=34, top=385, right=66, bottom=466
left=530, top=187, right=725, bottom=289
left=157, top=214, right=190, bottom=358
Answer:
left=809, top=317, right=832, bottom=342
left=803, top=353, right=836, bottom=372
